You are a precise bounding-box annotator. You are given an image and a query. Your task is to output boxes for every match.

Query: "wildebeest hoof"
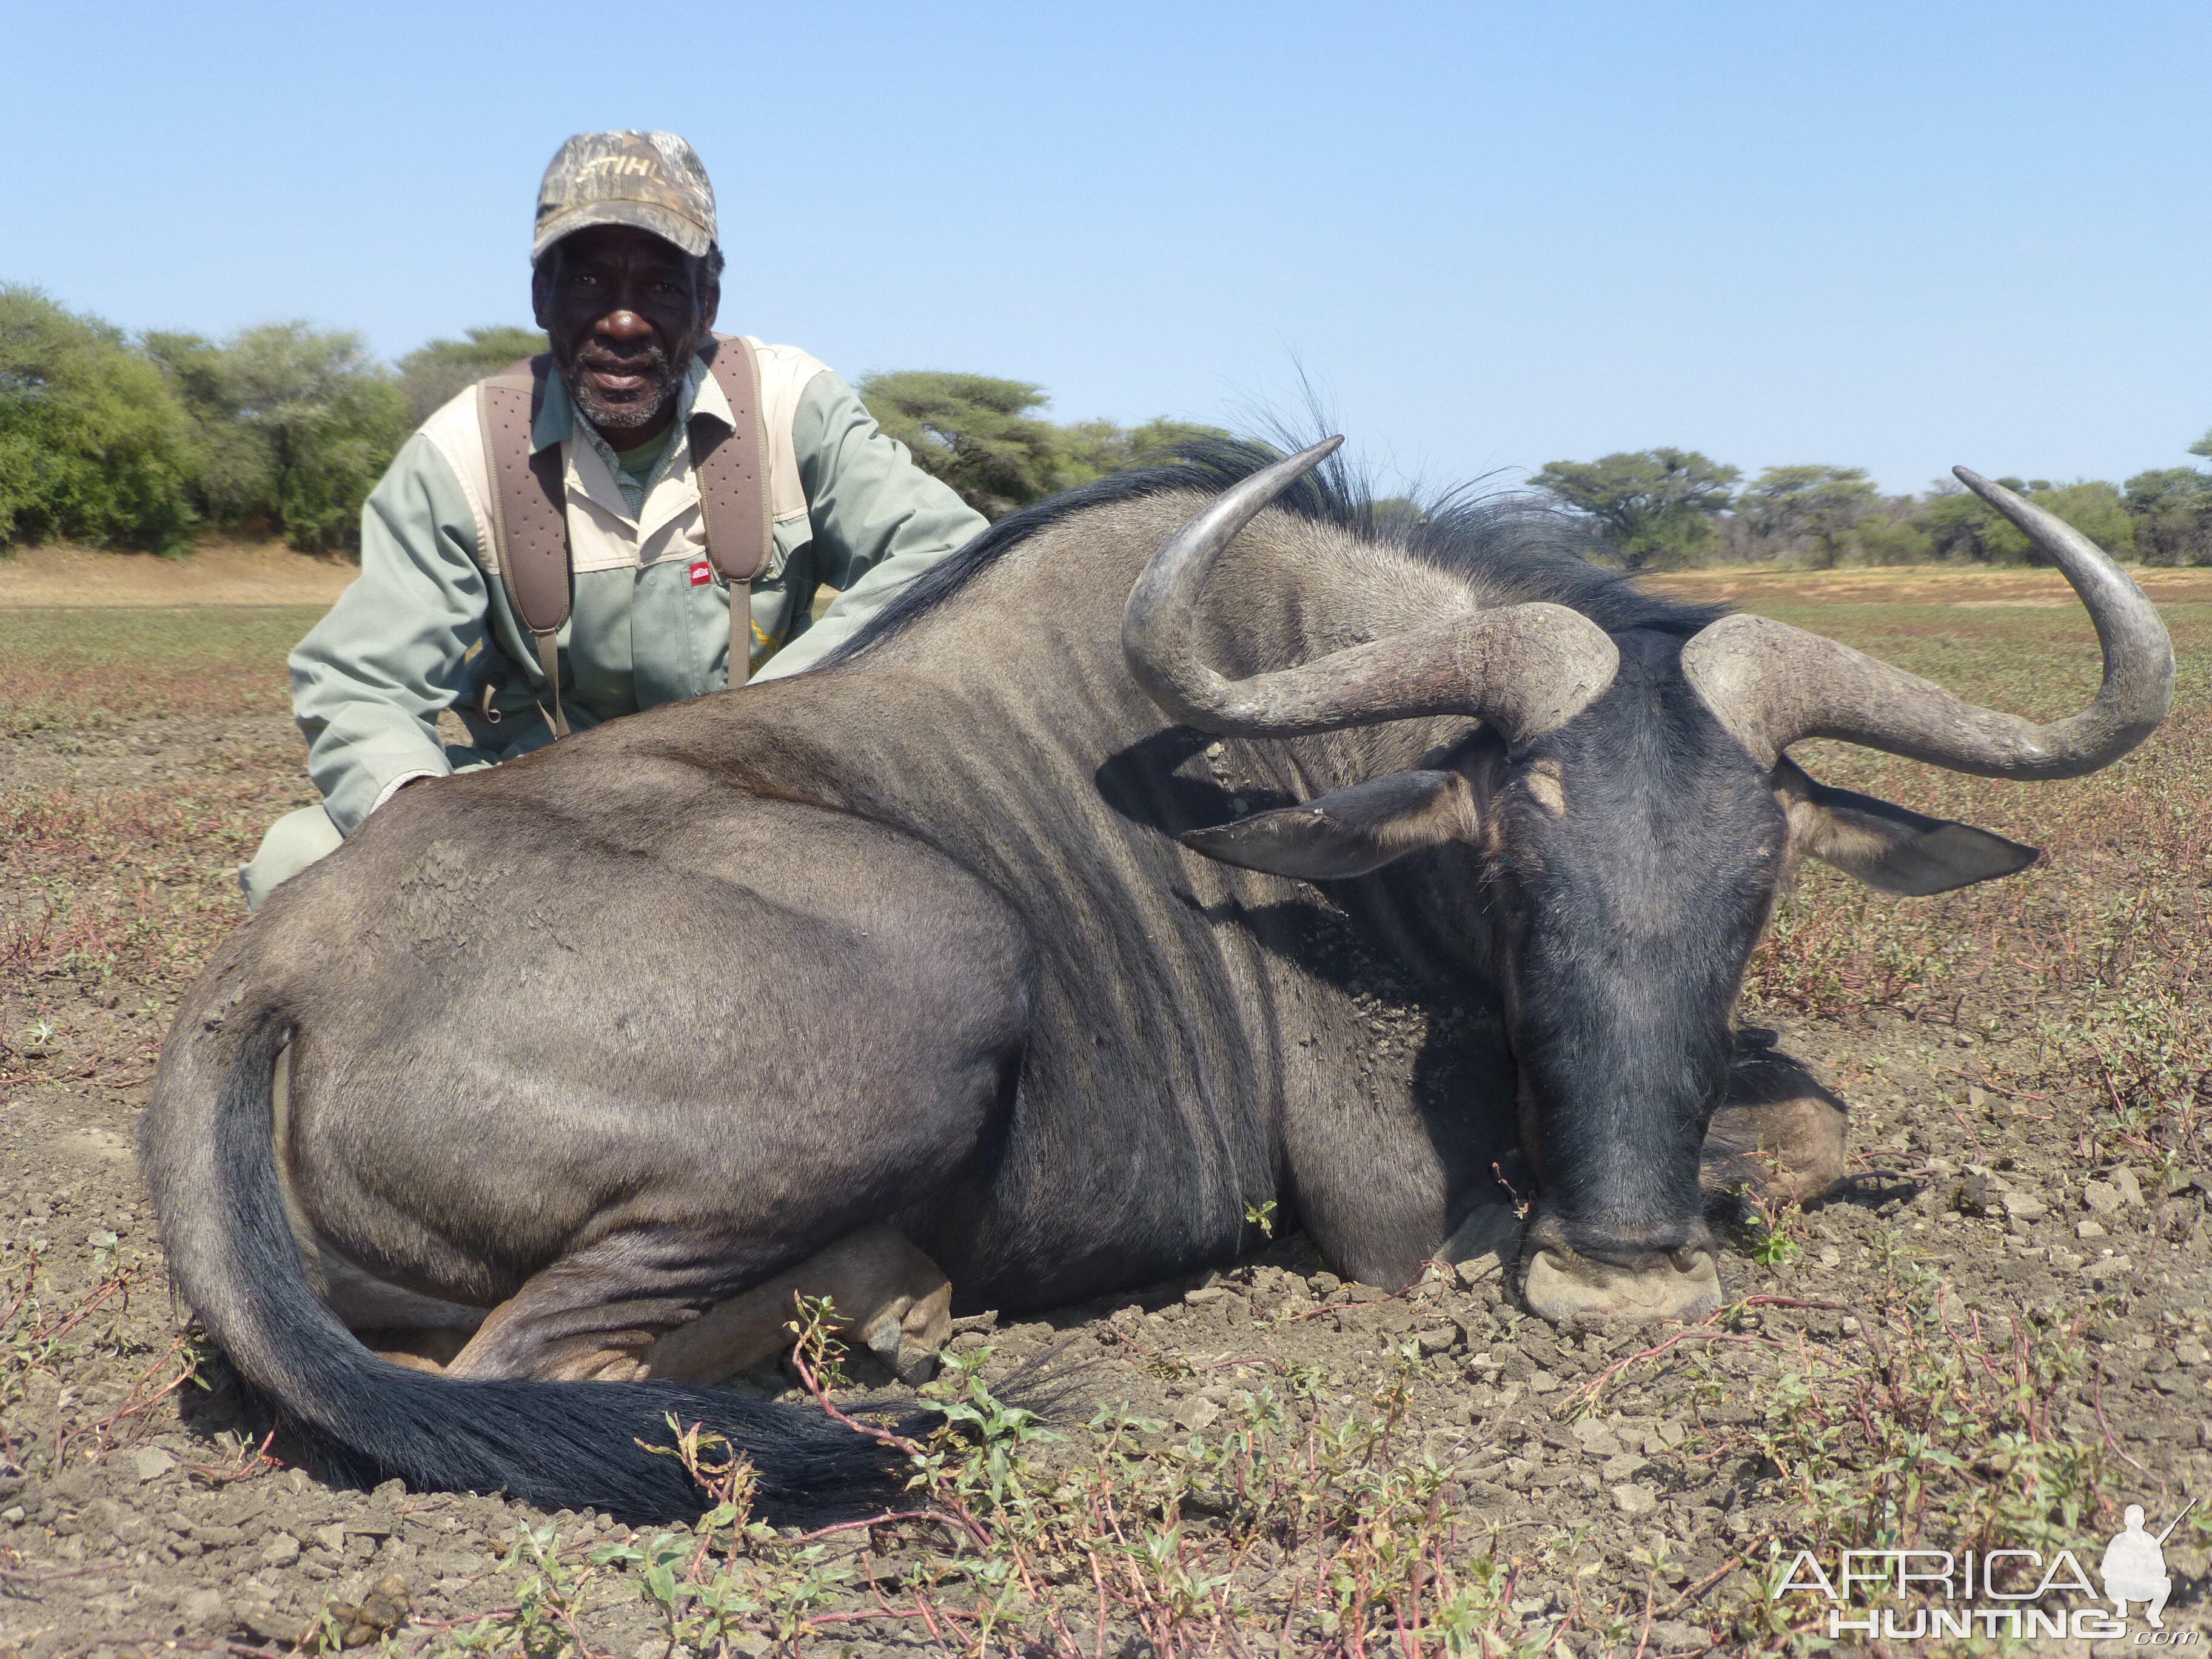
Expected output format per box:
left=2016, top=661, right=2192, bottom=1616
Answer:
left=891, top=1279, right=952, bottom=1384
left=1704, top=1048, right=1849, bottom=1204
left=364, top=1327, right=471, bottom=1373
left=373, top=1347, right=447, bottom=1375
left=524, top=1330, right=657, bottom=1382
left=894, top=1342, right=939, bottom=1386
left=862, top=1310, right=907, bottom=1366
left=1438, top=1190, right=1525, bottom=1279
left=546, top=1349, right=650, bottom=1383
left=1520, top=1241, right=1721, bottom=1325
left=861, top=1273, right=954, bottom=1384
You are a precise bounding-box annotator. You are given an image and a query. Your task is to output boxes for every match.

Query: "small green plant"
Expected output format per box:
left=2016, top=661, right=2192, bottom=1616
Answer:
left=1729, top=1185, right=1803, bottom=1270
left=1750, top=1225, right=1800, bottom=1272
left=916, top=1344, right=1061, bottom=1511
left=505, top=1523, right=592, bottom=1658
left=786, top=1290, right=853, bottom=1390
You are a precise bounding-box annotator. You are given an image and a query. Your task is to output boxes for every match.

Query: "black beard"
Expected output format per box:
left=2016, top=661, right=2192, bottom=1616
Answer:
left=563, top=343, right=684, bottom=431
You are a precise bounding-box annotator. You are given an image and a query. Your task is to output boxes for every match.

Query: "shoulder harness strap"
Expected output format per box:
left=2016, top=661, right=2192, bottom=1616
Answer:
left=477, top=357, right=571, bottom=736
left=692, top=333, right=774, bottom=685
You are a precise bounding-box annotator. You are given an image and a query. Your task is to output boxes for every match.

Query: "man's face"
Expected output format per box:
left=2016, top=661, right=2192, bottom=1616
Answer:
left=532, top=224, right=719, bottom=445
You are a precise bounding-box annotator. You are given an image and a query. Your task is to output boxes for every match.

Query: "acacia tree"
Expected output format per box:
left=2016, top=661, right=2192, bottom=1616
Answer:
left=1529, top=448, right=1738, bottom=569
left=857, top=371, right=1232, bottom=519
left=856, top=371, right=1078, bottom=518
left=1059, top=416, right=1235, bottom=479
left=396, top=326, right=548, bottom=424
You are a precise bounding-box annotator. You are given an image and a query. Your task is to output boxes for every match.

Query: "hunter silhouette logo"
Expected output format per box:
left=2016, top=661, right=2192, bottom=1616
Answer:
left=2103, top=1499, right=2197, bottom=1630
left=1773, top=1495, right=2202, bottom=1641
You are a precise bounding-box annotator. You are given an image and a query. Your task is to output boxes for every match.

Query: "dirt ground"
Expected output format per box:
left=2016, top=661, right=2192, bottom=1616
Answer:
left=0, top=545, right=358, bottom=611
left=1, top=557, right=2208, bottom=1656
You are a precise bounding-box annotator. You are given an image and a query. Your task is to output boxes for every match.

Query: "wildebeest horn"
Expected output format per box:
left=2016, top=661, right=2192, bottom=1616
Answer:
left=1680, top=468, right=2174, bottom=777
left=1124, top=437, right=1621, bottom=742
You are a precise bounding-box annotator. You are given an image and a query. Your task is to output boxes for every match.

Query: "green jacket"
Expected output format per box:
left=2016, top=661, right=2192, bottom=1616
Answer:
left=290, top=340, right=986, bottom=835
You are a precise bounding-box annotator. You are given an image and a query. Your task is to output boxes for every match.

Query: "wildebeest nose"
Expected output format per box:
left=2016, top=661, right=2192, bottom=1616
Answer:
left=1520, top=1207, right=1723, bottom=1326
left=1528, top=1207, right=1715, bottom=1269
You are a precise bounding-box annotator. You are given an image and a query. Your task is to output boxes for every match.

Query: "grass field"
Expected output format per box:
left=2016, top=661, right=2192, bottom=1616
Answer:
left=0, top=608, right=323, bottom=733
left=1, top=570, right=2208, bottom=1656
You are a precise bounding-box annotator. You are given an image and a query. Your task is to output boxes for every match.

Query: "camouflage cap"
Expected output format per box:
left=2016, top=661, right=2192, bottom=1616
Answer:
left=532, top=131, right=717, bottom=263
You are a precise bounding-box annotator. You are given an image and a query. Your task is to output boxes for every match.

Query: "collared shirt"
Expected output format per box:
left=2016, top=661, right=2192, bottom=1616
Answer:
left=564, top=364, right=693, bottom=517
left=289, top=339, right=988, bottom=835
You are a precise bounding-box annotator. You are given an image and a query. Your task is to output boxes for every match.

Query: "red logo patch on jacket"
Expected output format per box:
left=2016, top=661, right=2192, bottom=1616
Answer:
left=688, top=560, right=714, bottom=587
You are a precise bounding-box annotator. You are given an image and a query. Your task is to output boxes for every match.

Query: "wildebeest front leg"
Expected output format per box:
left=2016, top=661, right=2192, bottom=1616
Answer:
left=440, top=1224, right=954, bottom=1386
left=440, top=1231, right=719, bottom=1382
left=642, top=1224, right=952, bottom=1386
left=1701, top=1040, right=1849, bottom=1204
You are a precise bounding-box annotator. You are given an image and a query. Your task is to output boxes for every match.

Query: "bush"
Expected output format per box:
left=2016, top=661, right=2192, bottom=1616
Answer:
left=142, top=331, right=273, bottom=526
left=148, top=323, right=411, bottom=554
left=2028, top=480, right=2135, bottom=559
left=1918, top=478, right=2135, bottom=565
left=2122, top=466, right=2212, bottom=565
left=1847, top=511, right=1934, bottom=565
left=0, top=286, right=199, bottom=553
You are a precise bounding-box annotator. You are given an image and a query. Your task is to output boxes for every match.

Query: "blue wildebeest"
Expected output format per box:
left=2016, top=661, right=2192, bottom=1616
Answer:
left=142, top=441, right=2171, bottom=1520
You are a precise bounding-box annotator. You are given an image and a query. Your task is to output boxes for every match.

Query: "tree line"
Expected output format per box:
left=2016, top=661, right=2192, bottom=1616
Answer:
left=1530, top=443, right=2212, bottom=571
left=7, top=281, right=2210, bottom=568
left=0, top=286, right=1228, bottom=556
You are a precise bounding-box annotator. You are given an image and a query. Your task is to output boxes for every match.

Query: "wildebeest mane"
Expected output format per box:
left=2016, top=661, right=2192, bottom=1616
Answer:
left=824, top=437, right=1726, bottom=666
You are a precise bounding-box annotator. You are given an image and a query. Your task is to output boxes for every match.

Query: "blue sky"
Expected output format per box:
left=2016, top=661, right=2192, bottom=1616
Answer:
left=8, top=1, right=2208, bottom=495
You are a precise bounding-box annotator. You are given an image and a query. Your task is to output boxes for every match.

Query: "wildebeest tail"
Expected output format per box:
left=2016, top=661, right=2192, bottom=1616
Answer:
left=141, top=988, right=930, bottom=1523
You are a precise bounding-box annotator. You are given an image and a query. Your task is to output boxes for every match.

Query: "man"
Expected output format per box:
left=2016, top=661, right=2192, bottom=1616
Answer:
left=241, top=131, right=987, bottom=907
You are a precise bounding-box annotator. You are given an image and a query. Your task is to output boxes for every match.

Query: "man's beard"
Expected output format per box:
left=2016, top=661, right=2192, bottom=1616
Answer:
left=562, top=341, right=685, bottom=431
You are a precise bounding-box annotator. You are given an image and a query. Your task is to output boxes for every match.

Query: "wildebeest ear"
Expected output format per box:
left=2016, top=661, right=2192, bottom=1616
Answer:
left=1179, top=770, right=1480, bottom=880
left=1778, top=761, right=2037, bottom=896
